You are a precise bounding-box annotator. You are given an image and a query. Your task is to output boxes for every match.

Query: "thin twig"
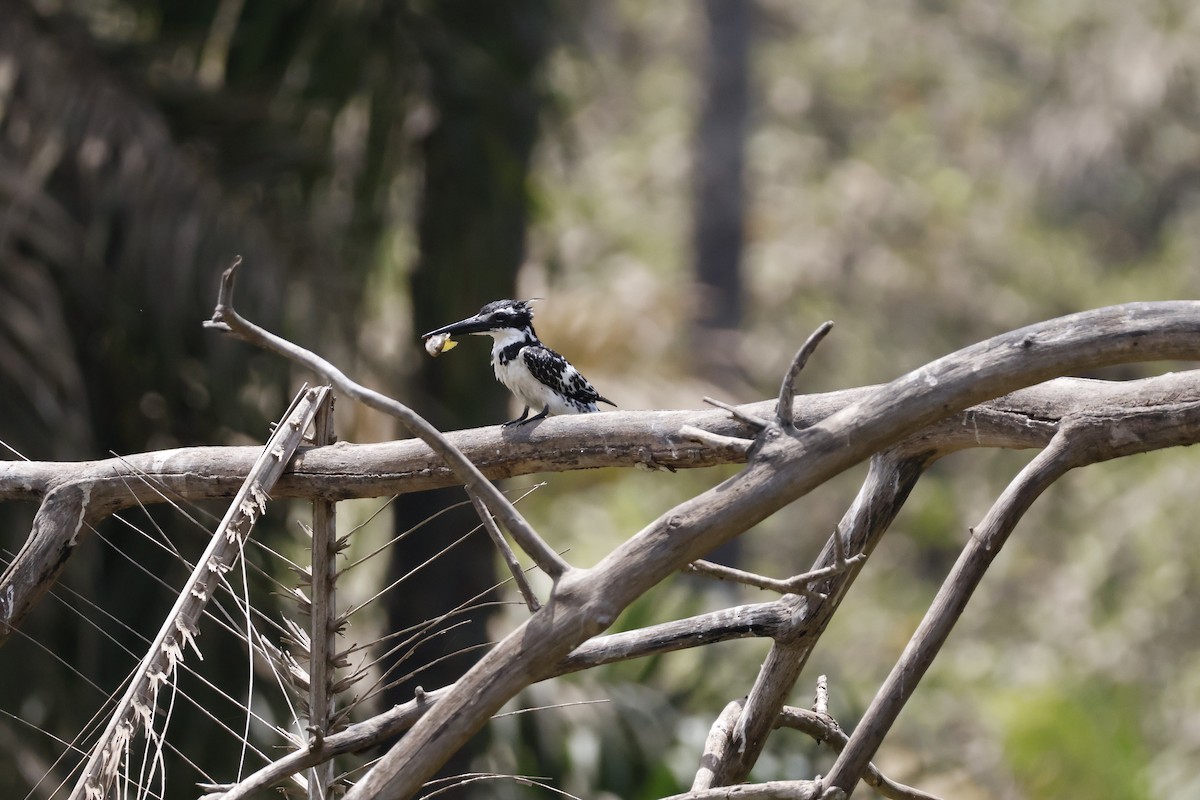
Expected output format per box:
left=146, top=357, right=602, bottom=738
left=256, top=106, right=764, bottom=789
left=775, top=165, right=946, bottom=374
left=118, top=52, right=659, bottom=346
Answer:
left=702, top=396, right=770, bottom=431
left=204, top=257, right=569, bottom=580
left=678, top=425, right=754, bottom=455
left=687, top=535, right=865, bottom=602
left=686, top=560, right=796, bottom=594
left=776, top=321, right=834, bottom=427
left=775, top=706, right=942, bottom=800
left=660, top=779, right=832, bottom=800
left=467, top=492, right=540, bottom=612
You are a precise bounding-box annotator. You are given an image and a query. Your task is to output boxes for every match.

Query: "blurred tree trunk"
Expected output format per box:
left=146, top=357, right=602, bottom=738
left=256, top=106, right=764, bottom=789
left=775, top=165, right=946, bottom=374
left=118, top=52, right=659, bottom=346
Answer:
left=691, top=0, right=754, bottom=568
left=691, top=0, right=754, bottom=392
left=386, top=0, right=554, bottom=786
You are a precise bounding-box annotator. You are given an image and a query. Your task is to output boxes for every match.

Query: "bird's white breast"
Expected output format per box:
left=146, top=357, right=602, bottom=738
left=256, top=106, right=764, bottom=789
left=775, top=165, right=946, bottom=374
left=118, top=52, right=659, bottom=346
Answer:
left=486, top=329, right=591, bottom=415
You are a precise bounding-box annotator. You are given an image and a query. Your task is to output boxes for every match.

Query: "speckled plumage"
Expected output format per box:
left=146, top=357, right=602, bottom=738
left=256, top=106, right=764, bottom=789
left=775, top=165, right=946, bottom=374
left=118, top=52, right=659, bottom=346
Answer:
left=424, top=299, right=614, bottom=426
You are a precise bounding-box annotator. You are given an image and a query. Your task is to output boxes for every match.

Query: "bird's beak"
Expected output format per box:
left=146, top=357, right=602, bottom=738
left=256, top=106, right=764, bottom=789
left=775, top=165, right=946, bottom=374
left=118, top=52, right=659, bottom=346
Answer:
left=422, top=313, right=494, bottom=338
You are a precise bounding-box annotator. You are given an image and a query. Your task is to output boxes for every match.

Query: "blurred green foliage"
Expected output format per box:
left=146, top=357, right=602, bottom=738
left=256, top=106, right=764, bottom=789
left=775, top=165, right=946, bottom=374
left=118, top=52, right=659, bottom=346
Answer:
left=992, top=680, right=1151, bottom=800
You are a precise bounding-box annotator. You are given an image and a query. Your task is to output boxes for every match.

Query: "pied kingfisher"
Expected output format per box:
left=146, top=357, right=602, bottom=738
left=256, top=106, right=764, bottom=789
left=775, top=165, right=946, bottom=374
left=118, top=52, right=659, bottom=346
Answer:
left=423, top=299, right=615, bottom=427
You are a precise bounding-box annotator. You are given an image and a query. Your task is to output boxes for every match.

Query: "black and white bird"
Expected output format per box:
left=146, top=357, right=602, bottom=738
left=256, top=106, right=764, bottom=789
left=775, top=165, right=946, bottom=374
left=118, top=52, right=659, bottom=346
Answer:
left=423, top=299, right=616, bottom=427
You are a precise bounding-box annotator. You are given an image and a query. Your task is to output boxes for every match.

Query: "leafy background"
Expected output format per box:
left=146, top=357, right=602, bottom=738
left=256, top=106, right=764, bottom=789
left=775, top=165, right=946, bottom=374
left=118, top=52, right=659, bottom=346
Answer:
left=1, top=0, right=1199, bottom=797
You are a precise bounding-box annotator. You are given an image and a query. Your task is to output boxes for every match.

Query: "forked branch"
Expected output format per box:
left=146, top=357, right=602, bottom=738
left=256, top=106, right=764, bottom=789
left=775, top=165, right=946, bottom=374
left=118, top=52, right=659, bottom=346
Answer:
left=345, top=303, right=1200, bottom=799
left=205, top=257, right=569, bottom=581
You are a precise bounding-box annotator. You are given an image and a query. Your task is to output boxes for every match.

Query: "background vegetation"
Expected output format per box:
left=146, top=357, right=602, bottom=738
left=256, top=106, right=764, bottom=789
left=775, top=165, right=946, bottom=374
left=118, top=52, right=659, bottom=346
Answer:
left=1, top=0, right=1198, bottom=797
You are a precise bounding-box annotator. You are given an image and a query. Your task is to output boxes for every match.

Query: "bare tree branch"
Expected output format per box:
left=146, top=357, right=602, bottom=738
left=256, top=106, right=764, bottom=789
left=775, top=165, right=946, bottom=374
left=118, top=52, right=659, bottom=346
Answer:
left=4, top=370, right=1196, bottom=652
left=824, top=405, right=1190, bottom=795
left=5, top=302, right=1200, bottom=798
left=707, top=451, right=926, bottom=785
left=344, top=302, right=1200, bottom=799
left=776, top=321, right=834, bottom=427
left=206, top=599, right=799, bottom=799
left=204, top=256, right=570, bottom=580
left=467, top=492, right=540, bottom=612
left=692, top=700, right=744, bottom=791
left=660, top=779, right=833, bottom=800
left=774, top=706, right=941, bottom=800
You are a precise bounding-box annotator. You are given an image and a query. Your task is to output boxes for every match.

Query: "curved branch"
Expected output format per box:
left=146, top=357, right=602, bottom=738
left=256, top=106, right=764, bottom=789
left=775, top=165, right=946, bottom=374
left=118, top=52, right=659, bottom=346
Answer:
left=205, top=257, right=570, bottom=579
left=776, top=321, right=834, bottom=427
left=7, top=371, right=1200, bottom=511
left=774, top=707, right=942, bottom=800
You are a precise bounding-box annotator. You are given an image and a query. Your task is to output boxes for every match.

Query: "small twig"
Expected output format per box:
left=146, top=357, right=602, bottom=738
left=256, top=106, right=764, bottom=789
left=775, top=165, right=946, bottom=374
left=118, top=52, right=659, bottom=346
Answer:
left=691, top=699, right=744, bottom=791
left=467, top=492, right=541, bottom=612
left=205, top=257, right=570, bottom=580
left=824, top=428, right=1082, bottom=794
left=678, top=425, right=754, bottom=455
left=702, top=396, right=770, bottom=431
left=812, top=675, right=829, bottom=718
left=686, top=560, right=795, bottom=594
left=784, top=528, right=866, bottom=596
left=660, top=779, right=832, bottom=800
left=687, top=535, right=865, bottom=604
left=776, top=321, right=834, bottom=427
left=775, top=706, right=942, bottom=800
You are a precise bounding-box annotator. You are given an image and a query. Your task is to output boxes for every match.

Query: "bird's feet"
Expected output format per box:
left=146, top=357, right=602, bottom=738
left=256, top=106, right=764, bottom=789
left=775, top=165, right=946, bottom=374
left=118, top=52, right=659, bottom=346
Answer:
left=501, top=405, right=550, bottom=427
left=502, top=407, right=531, bottom=428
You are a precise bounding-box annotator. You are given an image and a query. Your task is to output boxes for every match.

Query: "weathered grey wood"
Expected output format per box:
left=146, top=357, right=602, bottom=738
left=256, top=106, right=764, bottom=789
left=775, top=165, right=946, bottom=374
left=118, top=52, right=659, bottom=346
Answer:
left=345, top=303, right=1200, bottom=799
left=306, top=395, right=338, bottom=799
left=205, top=600, right=799, bottom=799
left=709, top=452, right=927, bottom=786
left=6, top=303, right=1200, bottom=799
left=823, top=400, right=1200, bottom=796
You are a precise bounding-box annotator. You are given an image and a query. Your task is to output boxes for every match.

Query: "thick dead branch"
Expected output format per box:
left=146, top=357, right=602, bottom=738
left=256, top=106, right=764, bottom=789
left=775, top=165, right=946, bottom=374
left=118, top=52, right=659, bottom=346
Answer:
left=8, top=372, right=1199, bottom=509
left=204, top=256, right=569, bottom=581
left=344, top=303, right=1200, bottom=799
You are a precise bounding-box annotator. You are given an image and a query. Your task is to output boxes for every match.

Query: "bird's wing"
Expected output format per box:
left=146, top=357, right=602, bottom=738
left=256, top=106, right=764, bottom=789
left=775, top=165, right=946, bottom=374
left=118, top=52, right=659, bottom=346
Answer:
left=521, top=346, right=607, bottom=405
